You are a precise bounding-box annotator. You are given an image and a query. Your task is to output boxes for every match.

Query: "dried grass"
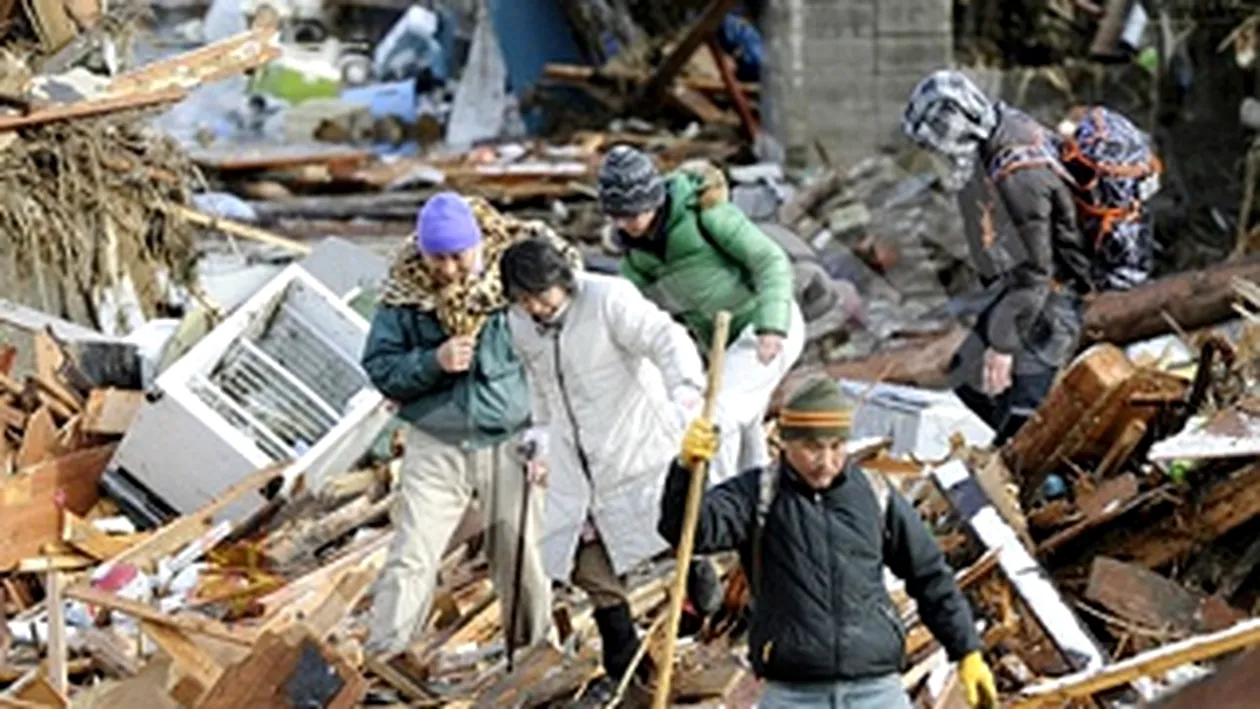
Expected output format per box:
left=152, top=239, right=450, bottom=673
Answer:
left=0, top=109, right=205, bottom=324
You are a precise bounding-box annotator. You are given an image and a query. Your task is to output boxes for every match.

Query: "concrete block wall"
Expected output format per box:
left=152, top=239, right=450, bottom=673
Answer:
left=762, top=0, right=952, bottom=167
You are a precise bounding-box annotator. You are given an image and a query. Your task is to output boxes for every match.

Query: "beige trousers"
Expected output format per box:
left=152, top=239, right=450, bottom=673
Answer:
left=571, top=539, right=630, bottom=609
left=366, top=424, right=552, bottom=656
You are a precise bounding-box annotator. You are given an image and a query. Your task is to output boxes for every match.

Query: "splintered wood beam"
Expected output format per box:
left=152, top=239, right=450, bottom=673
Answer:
left=931, top=461, right=1106, bottom=674
left=105, top=461, right=288, bottom=571
left=65, top=586, right=258, bottom=647
left=639, top=0, right=741, bottom=103
left=1011, top=618, right=1260, bottom=707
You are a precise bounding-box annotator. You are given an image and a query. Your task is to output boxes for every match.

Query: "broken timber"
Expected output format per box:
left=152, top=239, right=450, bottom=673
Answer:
left=1010, top=618, right=1260, bottom=707
left=930, top=461, right=1105, bottom=674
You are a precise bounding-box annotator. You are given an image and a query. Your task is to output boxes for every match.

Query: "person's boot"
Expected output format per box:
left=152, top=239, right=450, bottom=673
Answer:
left=678, top=557, right=723, bottom=637
left=594, top=603, right=640, bottom=681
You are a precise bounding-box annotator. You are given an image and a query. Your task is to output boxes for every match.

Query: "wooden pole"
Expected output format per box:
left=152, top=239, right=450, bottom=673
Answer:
left=652, top=311, right=732, bottom=709
left=45, top=571, right=66, bottom=696
left=639, top=0, right=740, bottom=104
left=707, top=40, right=759, bottom=141
left=165, top=204, right=313, bottom=255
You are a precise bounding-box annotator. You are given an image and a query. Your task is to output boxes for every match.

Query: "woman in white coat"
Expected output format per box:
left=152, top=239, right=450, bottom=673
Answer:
left=500, top=238, right=705, bottom=698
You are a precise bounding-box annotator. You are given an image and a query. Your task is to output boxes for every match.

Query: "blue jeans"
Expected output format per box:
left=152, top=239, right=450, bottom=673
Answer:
left=757, top=674, right=913, bottom=709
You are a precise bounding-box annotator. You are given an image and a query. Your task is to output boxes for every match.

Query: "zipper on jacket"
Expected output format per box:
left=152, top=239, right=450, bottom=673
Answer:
left=552, top=335, right=596, bottom=488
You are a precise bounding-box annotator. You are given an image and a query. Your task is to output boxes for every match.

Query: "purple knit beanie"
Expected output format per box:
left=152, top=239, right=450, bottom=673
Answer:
left=414, top=192, right=482, bottom=255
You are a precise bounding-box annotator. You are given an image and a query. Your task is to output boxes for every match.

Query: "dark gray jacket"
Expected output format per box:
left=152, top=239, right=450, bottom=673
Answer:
left=959, top=104, right=1092, bottom=373
left=658, top=459, right=981, bottom=683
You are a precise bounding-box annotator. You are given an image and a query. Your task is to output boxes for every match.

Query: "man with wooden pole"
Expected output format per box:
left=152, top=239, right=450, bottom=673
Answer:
left=657, top=375, right=1000, bottom=708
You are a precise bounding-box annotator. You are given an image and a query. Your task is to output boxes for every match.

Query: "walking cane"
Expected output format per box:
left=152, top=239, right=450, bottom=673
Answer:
left=507, top=438, right=539, bottom=674
left=652, top=311, right=731, bottom=709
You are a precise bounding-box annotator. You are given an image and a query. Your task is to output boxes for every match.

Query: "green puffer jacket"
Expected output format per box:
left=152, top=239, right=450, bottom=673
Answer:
left=361, top=306, right=530, bottom=449
left=619, top=173, right=795, bottom=347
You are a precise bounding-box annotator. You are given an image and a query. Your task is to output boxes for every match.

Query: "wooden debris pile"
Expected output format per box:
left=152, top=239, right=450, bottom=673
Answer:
left=0, top=24, right=282, bottom=330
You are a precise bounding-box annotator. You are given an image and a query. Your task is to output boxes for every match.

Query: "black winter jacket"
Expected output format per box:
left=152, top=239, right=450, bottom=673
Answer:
left=659, top=458, right=981, bottom=683
left=959, top=104, right=1091, bottom=373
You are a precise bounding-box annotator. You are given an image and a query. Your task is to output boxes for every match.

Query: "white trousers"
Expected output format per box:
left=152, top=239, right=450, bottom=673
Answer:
left=365, top=425, right=552, bottom=656
left=710, top=302, right=806, bottom=483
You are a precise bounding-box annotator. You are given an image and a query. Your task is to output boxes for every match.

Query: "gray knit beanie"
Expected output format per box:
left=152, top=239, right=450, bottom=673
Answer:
left=598, top=145, right=666, bottom=216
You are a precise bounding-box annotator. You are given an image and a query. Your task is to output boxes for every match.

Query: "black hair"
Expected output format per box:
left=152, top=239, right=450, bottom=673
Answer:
left=499, top=238, right=576, bottom=300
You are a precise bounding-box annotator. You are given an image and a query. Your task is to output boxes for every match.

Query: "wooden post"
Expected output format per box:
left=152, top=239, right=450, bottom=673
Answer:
left=639, top=0, right=740, bottom=104
left=45, top=572, right=66, bottom=695
left=707, top=40, right=759, bottom=140
left=652, top=311, right=731, bottom=709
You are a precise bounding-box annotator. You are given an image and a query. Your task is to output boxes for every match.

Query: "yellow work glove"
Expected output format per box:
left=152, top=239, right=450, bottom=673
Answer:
left=959, top=651, right=998, bottom=708
left=680, top=417, right=719, bottom=468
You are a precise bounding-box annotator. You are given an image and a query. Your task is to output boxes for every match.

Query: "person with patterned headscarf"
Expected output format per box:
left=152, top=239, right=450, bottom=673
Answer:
left=902, top=70, right=1093, bottom=445
left=360, top=192, right=583, bottom=662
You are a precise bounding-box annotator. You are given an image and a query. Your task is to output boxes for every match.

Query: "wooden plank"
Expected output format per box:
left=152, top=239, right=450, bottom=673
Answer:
left=107, top=26, right=280, bottom=96
left=65, top=586, right=258, bottom=646
left=16, top=553, right=94, bottom=572
left=80, top=388, right=143, bottom=436
left=0, top=344, right=14, bottom=375
left=667, top=84, right=737, bottom=125
left=198, top=625, right=366, bottom=709
left=0, top=444, right=114, bottom=570
left=0, top=88, right=185, bottom=131
left=15, top=406, right=57, bottom=468
left=45, top=572, right=67, bottom=695
left=106, top=461, right=287, bottom=571
left=21, top=0, right=76, bottom=53
left=62, top=512, right=140, bottom=561
left=63, top=0, right=100, bottom=29
left=1086, top=557, right=1203, bottom=633
left=303, top=567, right=375, bottom=640
left=1011, top=618, right=1260, bottom=707
left=639, top=0, right=741, bottom=102
left=166, top=204, right=312, bottom=255
left=78, top=627, right=141, bottom=678
left=140, top=621, right=224, bottom=706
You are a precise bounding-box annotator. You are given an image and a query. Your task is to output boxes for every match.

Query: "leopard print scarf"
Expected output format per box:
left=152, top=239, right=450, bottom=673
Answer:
left=379, top=195, right=584, bottom=336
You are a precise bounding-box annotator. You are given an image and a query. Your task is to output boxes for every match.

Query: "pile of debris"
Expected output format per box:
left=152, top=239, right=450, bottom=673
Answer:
left=0, top=23, right=286, bottom=331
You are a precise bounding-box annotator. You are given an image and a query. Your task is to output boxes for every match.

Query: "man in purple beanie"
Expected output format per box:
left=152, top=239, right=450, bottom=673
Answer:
left=360, top=191, right=582, bottom=662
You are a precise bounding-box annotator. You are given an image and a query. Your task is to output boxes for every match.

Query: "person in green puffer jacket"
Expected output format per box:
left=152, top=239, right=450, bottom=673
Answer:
left=598, top=145, right=805, bottom=485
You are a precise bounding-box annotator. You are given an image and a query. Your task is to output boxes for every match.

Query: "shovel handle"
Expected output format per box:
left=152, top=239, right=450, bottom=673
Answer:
left=652, top=311, right=731, bottom=709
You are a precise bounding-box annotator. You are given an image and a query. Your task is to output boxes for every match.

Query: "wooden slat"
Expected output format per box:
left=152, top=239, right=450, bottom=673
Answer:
left=107, top=26, right=280, bottom=96
left=65, top=586, right=258, bottom=647
left=141, top=621, right=224, bottom=706
left=15, top=406, right=58, bottom=468
left=1011, top=618, right=1260, bottom=707
left=45, top=572, right=67, bottom=695
left=0, top=88, right=185, bottom=131
left=106, top=461, right=287, bottom=571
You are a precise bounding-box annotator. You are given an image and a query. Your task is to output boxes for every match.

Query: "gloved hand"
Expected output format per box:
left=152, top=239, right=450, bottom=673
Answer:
left=959, top=651, right=998, bottom=708
left=680, top=417, right=718, bottom=468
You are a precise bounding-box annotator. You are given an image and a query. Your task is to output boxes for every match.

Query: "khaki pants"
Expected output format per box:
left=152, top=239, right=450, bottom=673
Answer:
left=571, top=540, right=630, bottom=609
left=366, top=425, right=552, bottom=656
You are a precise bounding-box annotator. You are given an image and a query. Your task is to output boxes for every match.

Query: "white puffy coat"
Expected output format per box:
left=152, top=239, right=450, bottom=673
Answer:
left=508, top=273, right=705, bottom=581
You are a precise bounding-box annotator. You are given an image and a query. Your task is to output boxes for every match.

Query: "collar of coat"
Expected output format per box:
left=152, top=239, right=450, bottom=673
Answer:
left=379, top=196, right=584, bottom=336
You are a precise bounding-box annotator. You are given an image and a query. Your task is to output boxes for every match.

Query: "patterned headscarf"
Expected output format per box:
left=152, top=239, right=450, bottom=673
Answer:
left=901, top=70, right=999, bottom=192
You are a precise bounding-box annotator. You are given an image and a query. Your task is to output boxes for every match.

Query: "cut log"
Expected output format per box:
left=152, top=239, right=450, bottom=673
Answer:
left=1082, top=253, right=1260, bottom=345
left=261, top=492, right=393, bottom=566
